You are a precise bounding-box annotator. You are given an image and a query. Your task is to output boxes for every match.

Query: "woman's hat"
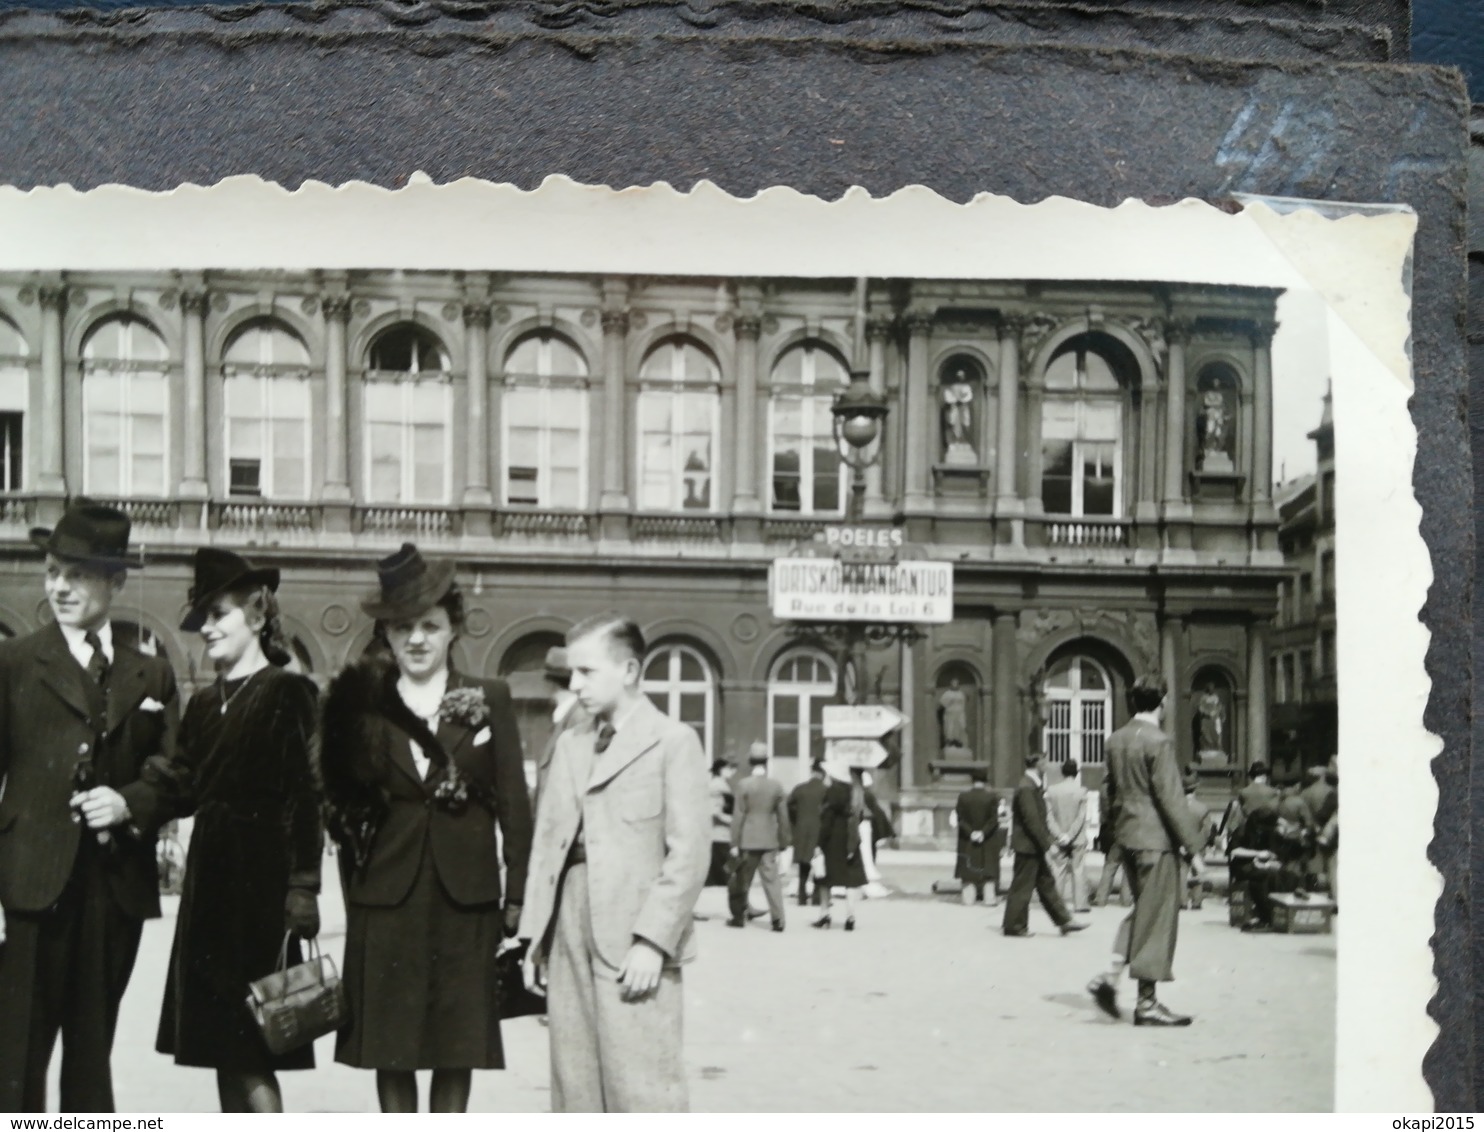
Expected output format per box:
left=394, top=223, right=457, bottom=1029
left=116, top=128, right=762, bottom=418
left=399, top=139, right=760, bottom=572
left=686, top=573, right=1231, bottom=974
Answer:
left=30, top=500, right=143, bottom=570
left=360, top=543, right=457, bottom=620
left=180, top=547, right=281, bottom=632
left=822, top=757, right=854, bottom=784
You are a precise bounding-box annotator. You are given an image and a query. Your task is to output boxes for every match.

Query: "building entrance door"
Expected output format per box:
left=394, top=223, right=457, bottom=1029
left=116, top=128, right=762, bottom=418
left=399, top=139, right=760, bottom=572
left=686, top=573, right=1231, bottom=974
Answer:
left=1042, top=654, right=1112, bottom=776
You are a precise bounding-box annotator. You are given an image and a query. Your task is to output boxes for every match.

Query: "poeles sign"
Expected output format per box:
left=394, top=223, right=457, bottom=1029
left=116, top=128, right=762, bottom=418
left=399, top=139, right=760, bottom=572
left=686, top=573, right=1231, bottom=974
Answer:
left=769, top=558, right=954, bottom=623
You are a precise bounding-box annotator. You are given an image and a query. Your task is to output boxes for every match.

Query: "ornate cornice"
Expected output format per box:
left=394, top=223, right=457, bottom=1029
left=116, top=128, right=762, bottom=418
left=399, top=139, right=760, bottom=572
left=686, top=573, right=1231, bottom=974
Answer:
left=902, top=309, right=934, bottom=335
left=865, top=314, right=896, bottom=342
left=1249, top=319, right=1279, bottom=347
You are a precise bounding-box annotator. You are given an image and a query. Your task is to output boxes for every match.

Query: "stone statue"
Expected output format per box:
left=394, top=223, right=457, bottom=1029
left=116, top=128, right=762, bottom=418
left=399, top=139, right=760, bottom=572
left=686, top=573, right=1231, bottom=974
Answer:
left=1197, top=388, right=1235, bottom=473
left=1195, top=682, right=1227, bottom=760
left=940, top=373, right=977, bottom=465
left=938, top=679, right=970, bottom=752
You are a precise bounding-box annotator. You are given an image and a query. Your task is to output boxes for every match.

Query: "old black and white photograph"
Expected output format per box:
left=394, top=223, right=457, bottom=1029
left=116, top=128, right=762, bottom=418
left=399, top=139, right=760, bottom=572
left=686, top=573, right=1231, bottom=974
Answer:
left=0, top=181, right=1430, bottom=1113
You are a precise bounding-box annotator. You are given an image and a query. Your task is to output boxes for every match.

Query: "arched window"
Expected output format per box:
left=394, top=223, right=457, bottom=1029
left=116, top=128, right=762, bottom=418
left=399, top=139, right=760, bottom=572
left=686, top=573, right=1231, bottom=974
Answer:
left=0, top=318, right=27, bottom=492
left=82, top=315, right=169, bottom=496
left=499, top=631, right=569, bottom=785
left=637, top=338, right=720, bottom=512
left=1041, top=335, right=1131, bottom=517
left=363, top=323, right=452, bottom=504
left=502, top=332, right=589, bottom=509
left=1195, top=363, right=1239, bottom=474
left=641, top=642, right=715, bottom=759
left=768, top=650, right=837, bottom=775
left=1042, top=654, right=1112, bottom=768
left=223, top=318, right=312, bottom=498
left=768, top=342, right=847, bottom=514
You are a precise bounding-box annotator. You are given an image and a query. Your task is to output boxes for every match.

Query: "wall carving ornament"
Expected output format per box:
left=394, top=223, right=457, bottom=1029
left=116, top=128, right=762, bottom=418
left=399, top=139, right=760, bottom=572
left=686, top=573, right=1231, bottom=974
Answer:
left=1014, top=313, right=1060, bottom=362
left=1014, top=607, right=1159, bottom=672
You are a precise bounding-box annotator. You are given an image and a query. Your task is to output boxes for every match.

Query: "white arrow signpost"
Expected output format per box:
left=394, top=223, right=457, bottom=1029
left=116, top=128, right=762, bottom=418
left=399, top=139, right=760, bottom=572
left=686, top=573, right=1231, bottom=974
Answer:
left=823, top=704, right=908, bottom=767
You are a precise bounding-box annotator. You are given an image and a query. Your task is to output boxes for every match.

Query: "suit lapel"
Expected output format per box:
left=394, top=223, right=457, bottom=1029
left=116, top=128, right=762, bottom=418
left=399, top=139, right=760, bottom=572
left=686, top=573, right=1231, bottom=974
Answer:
left=586, top=698, right=663, bottom=792
left=34, top=623, right=94, bottom=723
left=103, top=641, right=150, bottom=736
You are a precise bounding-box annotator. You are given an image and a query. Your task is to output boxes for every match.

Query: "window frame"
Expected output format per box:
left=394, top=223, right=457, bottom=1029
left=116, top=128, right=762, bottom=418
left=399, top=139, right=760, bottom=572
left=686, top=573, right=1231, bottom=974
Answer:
left=766, top=648, right=839, bottom=765
left=81, top=317, right=171, bottom=498
left=1041, top=655, right=1113, bottom=768
left=636, top=338, right=721, bottom=514
left=1040, top=343, right=1126, bottom=519
left=766, top=342, right=848, bottom=516
left=222, top=320, right=314, bottom=501
left=362, top=324, right=455, bottom=506
left=500, top=332, right=591, bottom=510
left=640, top=642, right=716, bottom=759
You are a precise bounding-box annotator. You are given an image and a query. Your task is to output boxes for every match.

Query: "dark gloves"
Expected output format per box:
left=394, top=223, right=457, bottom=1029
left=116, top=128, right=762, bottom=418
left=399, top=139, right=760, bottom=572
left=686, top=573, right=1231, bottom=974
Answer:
left=286, top=887, right=320, bottom=940
left=502, top=902, right=522, bottom=938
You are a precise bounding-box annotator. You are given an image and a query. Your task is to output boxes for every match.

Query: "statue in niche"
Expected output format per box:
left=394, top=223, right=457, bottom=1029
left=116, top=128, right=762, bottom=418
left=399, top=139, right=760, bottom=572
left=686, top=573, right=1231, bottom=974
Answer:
left=940, top=369, right=978, bottom=466
left=1193, top=681, right=1229, bottom=763
left=937, top=678, right=971, bottom=754
left=1196, top=387, right=1236, bottom=474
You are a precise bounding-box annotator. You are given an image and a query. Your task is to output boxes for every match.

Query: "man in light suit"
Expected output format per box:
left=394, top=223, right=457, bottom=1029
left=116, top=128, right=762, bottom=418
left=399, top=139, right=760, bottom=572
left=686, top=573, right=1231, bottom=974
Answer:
left=0, top=502, right=181, bottom=1111
left=1087, top=674, right=1206, bottom=1027
left=1045, top=758, right=1091, bottom=913
left=727, top=742, right=791, bottom=931
left=519, top=613, right=710, bottom=1112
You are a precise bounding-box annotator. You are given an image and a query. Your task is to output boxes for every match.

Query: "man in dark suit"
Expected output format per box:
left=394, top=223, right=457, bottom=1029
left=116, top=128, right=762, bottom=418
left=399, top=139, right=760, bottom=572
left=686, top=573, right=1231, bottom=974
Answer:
left=727, top=742, right=791, bottom=931
left=787, top=762, right=827, bottom=906
left=1002, top=752, right=1087, bottom=937
left=1223, top=761, right=1281, bottom=846
left=0, top=502, right=181, bottom=1111
left=1087, top=674, right=1205, bottom=1027
left=954, top=766, right=999, bottom=904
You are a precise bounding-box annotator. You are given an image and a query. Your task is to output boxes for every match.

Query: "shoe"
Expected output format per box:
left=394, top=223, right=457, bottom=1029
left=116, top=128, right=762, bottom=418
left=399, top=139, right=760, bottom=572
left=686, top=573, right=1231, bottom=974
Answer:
left=1003, top=928, right=1033, bottom=937
left=771, top=920, right=785, bottom=932
left=797, top=895, right=808, bottom=907
left=1060, top=920, right=1090, bottom=935
left=746, top=908, right=767, bottom=921
left=1134, top=1001, right=1193, bottom=1027
left=812, top=915, right=832, bottom=930
left=844, top=917, right=856, bottom=932
left=1087, top=976, right=1121, bottom=1020
left=1240, top=919, right=1272, bottom=933
left=725, top=917, right=745, bottom=928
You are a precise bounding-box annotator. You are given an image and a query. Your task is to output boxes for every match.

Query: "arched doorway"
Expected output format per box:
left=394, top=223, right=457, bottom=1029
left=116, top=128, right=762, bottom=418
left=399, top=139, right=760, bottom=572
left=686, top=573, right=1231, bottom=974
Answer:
left=767, top=648, right=837, bottom=791
left=499, top=631, right=567, bottom=784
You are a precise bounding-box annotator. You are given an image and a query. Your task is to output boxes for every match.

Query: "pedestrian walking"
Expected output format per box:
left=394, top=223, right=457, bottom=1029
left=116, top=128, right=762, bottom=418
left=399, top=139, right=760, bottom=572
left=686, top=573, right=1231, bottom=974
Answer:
left=518, top=613, right=710, bottom=1112
left=1087, top=674, right=1206, bottom=1026
left=706, top=760, right=735, bottom=888
left=953, top=767, right=999, bottom=904
left=727, top=742, right=791, bottom=931
left=1045, top=758, right=1091, bottom=913
left=0, top=501, right=181, bottom=1113
left=787, top=762, right=828, bottom=906
left=1003, top=753, right=1088, bottom=937
left=154, top=549, right=322, bottom=1112
left=813, top=761, right=892, bottom=932
left=319, top=544, right=533, bottom=1112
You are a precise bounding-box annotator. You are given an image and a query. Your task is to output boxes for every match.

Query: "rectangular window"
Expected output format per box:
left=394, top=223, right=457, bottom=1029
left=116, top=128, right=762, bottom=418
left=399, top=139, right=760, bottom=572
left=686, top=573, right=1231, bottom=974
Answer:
left=0, top=412, right=21, bottom=492
left=501, top=386, right=587, bottom=509
left=770, top=395, right=842, bottom=516
left=364, top=380, right=451, bottom=504
left=84, top=372, right=168, bottom=497
left=226, top=374, right=311, bottom=499
left=1041, top=399, right=1121, bottom=516
left=638, top=389, right=716, bottom=511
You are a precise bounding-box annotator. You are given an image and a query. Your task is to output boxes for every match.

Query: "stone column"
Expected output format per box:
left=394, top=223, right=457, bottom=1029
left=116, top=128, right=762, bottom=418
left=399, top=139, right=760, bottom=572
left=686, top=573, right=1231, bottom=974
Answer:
left=1162, top=318, right=1191, bottom=505
left=461, top=302, right=493, bottom=535
left=1245, top=619, right=1270, bottom=769
left=36, top=284, right=67, bottom=497
left=1137, top=368, right=1161, bottom=515
left=1238, top=388, right=1255, bottom=502
left=1161, top=615, right=1185, bottom=753
left=994, top=316, right=1022, bottom=511
left=991, top=612, right=1019, bottom=788
left=1023, top=362, right=1046, bottom=516
left=1251, top=320, right=1277, bottom=506
left=864, top=314, right=893, bottom=517
left=598, top=294, right=631, bottom=518
left=320, top=295, right=352, bottom=532
left=732, top=314, right=762, bottom=513
left=902, top=309, right=933, bottom=513
left=899, top=637, right=916, bottom=788
left=179, top=291, right=209, bottom=512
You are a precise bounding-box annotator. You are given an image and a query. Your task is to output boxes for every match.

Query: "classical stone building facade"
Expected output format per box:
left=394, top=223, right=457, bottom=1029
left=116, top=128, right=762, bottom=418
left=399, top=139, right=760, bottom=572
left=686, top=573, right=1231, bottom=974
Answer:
left=0, top=270, right=1287, bottom=844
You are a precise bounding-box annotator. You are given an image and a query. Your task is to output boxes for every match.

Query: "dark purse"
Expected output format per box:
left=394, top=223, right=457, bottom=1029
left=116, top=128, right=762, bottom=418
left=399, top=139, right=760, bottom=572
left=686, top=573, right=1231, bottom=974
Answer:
left=496, top=939, right=547, bottom=1020
left=246, top=933, right=348, bottom=1056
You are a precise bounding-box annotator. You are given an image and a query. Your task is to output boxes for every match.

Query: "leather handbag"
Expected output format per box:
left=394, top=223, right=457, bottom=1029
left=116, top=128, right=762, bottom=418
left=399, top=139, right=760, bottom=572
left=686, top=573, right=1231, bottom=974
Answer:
left=496, top=940, right=548, bottom=1021
left=246, top=933, right=348, bottom=1056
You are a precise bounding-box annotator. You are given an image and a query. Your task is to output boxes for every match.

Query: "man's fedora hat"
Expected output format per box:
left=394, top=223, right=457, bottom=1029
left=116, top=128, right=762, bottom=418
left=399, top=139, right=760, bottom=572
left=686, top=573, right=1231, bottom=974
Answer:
left=360, top=543, right=457, bottom=621
left=543, top=646, right=572, bottom=690
left=180, top=547, right=281, bottom=633
left=30, top=500, right=142, bottom=569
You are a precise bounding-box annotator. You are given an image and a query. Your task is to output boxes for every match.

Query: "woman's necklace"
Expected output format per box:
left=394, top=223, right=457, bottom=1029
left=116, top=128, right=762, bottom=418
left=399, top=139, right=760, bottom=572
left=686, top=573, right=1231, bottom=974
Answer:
left=219, top=665, right=265, bottom=715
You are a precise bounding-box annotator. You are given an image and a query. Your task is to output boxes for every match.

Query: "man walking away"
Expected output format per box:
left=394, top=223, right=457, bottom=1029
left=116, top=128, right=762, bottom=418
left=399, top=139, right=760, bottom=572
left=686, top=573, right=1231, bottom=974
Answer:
left=954, top=767, right=999, bottom=905
left=1003, top=753, right=1088, bottom=938
left=1087, top=675, right=1206, bottom=1027
left=1045, top=759, right=1091, bottom=913
left=727, top=742, right=791, bottom=931
left=787, top=762, right=827, bottom=906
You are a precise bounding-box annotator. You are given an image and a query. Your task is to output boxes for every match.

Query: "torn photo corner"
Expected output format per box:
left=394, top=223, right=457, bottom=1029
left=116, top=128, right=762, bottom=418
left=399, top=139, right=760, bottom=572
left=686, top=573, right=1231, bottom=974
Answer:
left=0, top=176, right=1434, bottom=1112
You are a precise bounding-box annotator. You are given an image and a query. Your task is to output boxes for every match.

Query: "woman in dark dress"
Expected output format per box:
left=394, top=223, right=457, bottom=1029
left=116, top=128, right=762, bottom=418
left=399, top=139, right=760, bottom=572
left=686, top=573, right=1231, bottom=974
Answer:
left=318, top=544, right=533, bottom=1113
left=812, top=760, right=892, bottom=932
left=155, top=548, right=322, bottom=1113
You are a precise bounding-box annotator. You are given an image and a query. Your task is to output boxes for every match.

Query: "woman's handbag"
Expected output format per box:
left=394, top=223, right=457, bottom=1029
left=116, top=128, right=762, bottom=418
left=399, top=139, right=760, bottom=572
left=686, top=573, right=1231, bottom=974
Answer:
left=496, top=939, right=548, bottom=1020
left=246, top=933, right=348, bottom=1055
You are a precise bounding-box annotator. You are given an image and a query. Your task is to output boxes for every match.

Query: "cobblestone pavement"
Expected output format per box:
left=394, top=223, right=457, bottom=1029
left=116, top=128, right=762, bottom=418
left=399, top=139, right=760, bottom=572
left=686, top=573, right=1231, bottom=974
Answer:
left=95, top=852, right=1333, bottom=1113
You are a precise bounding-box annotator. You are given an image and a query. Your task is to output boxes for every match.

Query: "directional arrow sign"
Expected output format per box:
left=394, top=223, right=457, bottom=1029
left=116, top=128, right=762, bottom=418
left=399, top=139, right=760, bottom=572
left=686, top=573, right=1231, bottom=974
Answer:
left=822, top=704, right=908, bottom=740
left=826, top=739, right=890, bottom=768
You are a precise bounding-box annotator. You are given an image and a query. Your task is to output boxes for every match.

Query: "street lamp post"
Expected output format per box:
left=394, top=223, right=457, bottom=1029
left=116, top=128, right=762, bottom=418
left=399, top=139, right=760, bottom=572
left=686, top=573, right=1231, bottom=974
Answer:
left=832, top=369, right=888, bottom=524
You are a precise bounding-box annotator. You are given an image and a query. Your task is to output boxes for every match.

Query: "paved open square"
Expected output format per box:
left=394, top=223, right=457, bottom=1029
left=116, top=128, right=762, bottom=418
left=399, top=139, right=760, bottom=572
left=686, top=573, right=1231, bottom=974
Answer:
left=95, top=850, right=1334, bottom=1113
